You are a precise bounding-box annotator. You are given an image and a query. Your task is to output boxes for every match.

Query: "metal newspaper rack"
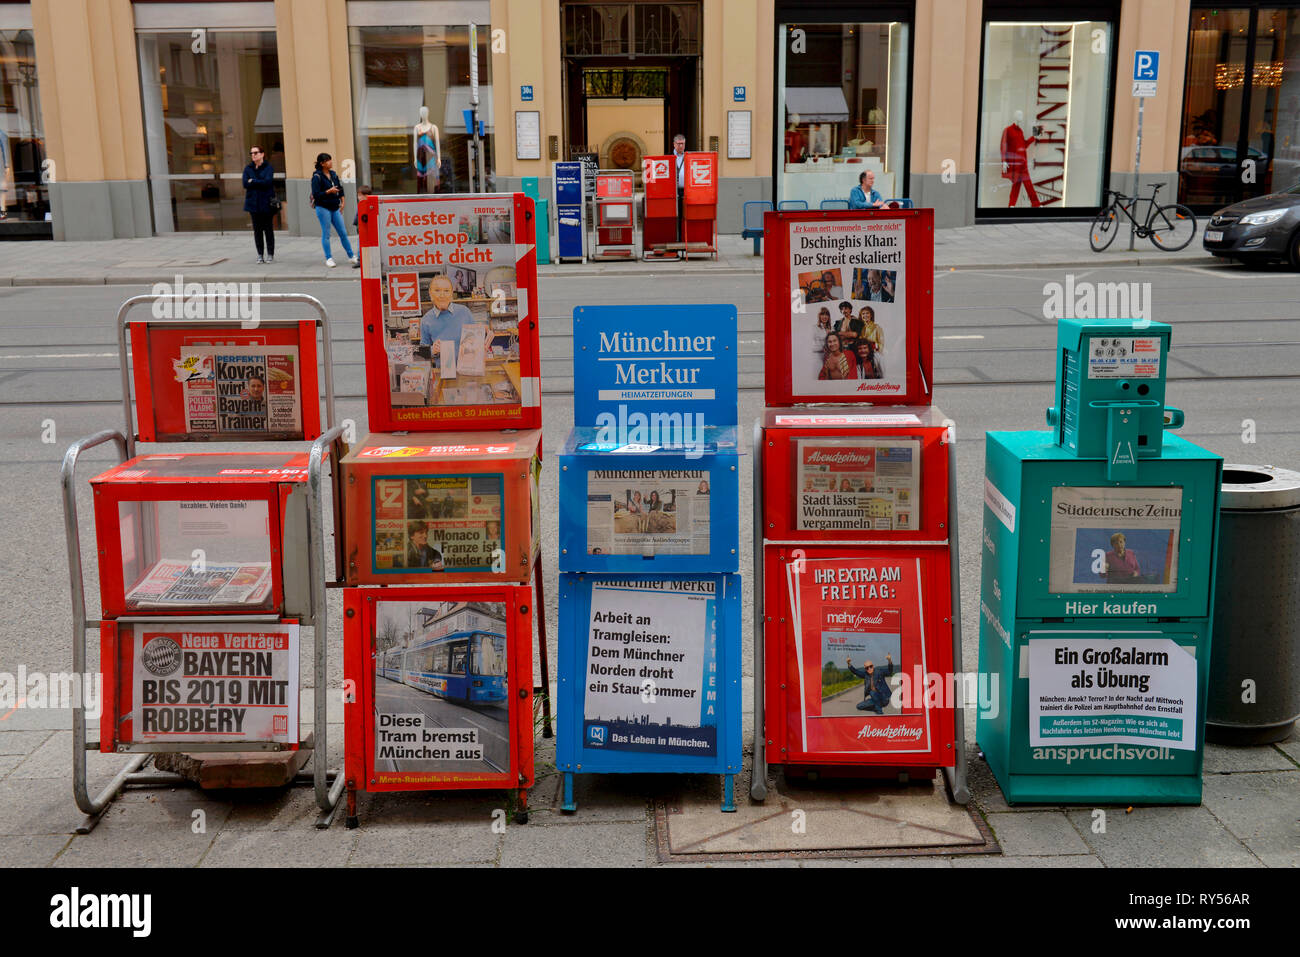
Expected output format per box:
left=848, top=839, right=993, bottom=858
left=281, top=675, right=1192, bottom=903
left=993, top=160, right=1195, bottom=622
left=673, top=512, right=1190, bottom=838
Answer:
left=62, top=293, right=347, bottom=831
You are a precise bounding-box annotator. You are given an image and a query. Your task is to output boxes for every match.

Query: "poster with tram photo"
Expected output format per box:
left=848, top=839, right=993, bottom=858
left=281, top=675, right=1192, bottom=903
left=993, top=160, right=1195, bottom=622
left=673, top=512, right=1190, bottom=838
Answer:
left=789, top=218, right=907, bottom=399
left=372, top=599, right=511, bottom=775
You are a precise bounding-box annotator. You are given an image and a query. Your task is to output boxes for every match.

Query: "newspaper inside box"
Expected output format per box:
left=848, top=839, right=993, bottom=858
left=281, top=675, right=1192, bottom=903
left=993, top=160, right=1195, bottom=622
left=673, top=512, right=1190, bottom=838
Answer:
left=90, top=452, right=310, bottom=617
left=340, top=431, right=542, bottom=585
left=760, top=407, right=951, bottom=542
left=99, top=619, right=301, bottom=752
left=557, top=425, right=739, bottom=572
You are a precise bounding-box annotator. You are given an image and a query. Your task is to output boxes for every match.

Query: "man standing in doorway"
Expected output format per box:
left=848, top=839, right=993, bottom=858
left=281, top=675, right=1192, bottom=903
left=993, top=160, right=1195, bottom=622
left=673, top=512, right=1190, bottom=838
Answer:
left=673, top=133, right=687, bottom=254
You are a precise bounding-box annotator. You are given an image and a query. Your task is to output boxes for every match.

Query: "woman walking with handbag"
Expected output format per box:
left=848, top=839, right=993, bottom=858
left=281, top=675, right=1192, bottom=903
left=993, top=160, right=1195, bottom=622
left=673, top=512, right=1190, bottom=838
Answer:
left=242, top=145, right=278, bottom=263
left=310, top=152, right=358, bottom=268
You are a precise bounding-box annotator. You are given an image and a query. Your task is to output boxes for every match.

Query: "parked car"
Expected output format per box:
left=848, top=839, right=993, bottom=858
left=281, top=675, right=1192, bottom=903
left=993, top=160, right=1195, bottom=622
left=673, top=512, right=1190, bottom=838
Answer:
left=1179, top=145, right=1267, bottom=203
left=1202, top=183, right=1300, bottom=268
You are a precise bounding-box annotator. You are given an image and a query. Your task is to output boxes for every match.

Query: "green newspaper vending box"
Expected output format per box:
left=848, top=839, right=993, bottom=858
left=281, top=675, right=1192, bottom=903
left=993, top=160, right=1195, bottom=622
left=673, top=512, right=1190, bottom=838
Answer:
left=977, top=318, right=1222, bottom=804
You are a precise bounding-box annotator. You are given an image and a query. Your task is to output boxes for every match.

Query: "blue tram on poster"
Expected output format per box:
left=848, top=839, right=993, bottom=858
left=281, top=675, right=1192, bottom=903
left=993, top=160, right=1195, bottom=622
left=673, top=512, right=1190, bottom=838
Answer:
left=378, top=626, right=508, bottom=705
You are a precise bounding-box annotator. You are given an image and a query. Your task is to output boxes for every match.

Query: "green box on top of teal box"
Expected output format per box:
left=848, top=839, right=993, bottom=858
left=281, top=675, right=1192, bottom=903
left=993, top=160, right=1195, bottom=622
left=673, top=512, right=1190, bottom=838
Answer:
left=1047, top=317, right=1178, bottom=466
left=977, top=429, right=1222, bottom=805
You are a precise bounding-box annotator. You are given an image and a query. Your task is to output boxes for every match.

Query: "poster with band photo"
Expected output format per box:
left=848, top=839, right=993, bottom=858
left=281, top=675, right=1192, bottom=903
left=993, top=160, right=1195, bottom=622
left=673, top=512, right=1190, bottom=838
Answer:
left=789, top=218, right=907, bottom=398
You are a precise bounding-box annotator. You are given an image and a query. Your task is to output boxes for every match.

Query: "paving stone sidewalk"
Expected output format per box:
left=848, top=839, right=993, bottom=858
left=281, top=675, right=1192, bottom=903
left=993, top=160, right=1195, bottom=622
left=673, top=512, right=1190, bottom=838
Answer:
left=0, top=219, right=1214, bottom=287
left=1, top=694, right=1294, bottom=867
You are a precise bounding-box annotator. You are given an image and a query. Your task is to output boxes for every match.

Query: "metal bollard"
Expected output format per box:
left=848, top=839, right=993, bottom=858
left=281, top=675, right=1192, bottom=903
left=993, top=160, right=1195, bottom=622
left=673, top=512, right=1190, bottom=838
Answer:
left=1208, top=465, right=1300, bottom=744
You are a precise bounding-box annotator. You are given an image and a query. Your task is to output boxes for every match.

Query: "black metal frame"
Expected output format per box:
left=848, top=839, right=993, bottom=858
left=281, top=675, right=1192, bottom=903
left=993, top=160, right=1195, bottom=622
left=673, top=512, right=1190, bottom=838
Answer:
left=973, top=1, right=1122, bottom=221
left=770, top=2, right=916, bottom=208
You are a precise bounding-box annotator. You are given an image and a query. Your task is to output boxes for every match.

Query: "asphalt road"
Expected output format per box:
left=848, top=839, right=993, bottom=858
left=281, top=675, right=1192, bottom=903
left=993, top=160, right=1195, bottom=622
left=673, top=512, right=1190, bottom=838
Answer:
left=2, top=260, right=1297, bottom=739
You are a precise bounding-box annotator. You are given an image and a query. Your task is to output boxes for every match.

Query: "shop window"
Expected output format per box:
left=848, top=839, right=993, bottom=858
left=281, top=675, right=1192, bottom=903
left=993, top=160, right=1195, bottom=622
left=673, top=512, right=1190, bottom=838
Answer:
left=0, top=30, right=48, bottom=223
left=349, top=25, right=494, bottom=195
left=977, top=21, right=1114, bottom=212
left=777, top=22, right=910, bottom=208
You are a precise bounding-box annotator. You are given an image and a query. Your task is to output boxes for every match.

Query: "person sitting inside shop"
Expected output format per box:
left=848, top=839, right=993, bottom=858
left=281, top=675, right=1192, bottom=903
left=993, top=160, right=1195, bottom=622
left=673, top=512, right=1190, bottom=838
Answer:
left=846, top=654, right=894, bottom=714
left=849, top=170, right=884, bottom=210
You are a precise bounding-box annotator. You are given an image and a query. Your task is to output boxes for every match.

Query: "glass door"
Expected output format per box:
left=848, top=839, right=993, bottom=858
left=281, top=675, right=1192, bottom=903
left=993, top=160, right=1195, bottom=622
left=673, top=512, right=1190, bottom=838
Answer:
left=138, top=30, right=284, bottom=233
left=1179, top=6, right=1300, bottom=208
left=776, top=21, right=910, bottom=208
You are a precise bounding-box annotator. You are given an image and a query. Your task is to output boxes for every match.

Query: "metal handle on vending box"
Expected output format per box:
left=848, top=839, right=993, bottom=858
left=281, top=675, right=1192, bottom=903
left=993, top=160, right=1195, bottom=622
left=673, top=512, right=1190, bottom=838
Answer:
left=61, top=429, right=151, bottom=822
left=307, top=423, right=348, bottom=817
left=1164, top=407, right=1185, bottom=429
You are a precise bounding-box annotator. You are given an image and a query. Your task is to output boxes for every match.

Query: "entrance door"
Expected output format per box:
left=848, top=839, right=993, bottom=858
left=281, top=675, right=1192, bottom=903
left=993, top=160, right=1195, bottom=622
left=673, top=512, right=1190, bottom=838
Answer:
left=560, top=1, right=701, bottom=166
left=1179, top=6, right=1300, bottom=208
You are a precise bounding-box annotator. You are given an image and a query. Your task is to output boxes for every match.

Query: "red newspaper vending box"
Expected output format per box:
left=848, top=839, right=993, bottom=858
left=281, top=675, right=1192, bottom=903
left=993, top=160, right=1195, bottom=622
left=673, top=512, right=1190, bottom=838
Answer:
left=641, top=153, right=679, bottom=259
left=757, top=408, right=959, bottom=781
left=682, top=152, right=717, bottom=258
left=340, top=430, right=541, bottom=586
left=343, top=584, right=535, bottom=825
left=357, top=192, right=541, bottom=433
left=127, top=320, right=322, bottom=443
left=89, top=451, right=313, bottom=619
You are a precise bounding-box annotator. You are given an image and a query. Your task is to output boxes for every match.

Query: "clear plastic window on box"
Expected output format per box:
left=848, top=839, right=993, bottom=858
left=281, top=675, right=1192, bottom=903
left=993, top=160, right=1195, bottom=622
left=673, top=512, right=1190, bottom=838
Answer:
left=117, top=498, right=274, bottom=612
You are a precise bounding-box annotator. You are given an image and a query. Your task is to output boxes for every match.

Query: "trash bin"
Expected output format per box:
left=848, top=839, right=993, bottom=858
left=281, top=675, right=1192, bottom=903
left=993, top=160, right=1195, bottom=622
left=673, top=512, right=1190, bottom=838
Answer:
left=1208, top=464, right=1300, bottom=744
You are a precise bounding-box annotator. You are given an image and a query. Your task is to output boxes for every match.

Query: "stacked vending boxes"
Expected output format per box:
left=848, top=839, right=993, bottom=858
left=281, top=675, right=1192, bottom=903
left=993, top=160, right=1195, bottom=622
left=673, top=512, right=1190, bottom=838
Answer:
left=752, top=207, right=969, bottom=804
left=341, top=193, right=545, bottom=826
left=72, top=312, right=338, bottom=821
left=977, top=318, right=1222, bottom=805
left=555, top=305, right=743, bottom=812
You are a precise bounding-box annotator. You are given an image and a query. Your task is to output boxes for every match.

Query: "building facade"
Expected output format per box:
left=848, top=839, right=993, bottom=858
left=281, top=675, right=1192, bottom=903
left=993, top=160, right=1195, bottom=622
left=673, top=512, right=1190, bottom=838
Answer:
left=8, top=0, right=1299, bottom=240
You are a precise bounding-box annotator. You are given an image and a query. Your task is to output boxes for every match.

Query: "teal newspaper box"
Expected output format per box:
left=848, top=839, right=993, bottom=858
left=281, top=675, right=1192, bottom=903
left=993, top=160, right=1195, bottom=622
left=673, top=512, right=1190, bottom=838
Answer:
left=557, top=304, right=743, bottom=811
left=978, top=317, right=1222, bottom=805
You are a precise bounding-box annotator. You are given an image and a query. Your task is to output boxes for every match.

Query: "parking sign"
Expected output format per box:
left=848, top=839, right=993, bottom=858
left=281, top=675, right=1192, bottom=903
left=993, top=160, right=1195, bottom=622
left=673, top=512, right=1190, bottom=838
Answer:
left=1133, top=50, right=1159, bottom=81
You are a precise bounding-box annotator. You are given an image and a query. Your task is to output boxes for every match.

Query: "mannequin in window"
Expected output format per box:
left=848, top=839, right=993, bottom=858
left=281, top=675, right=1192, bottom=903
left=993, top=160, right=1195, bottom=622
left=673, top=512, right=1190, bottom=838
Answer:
left=414, top=106, right=441, bottom=193
left=1000, top=110, right=1040, bottom=208
left=785, top=114, right=806, bottom=164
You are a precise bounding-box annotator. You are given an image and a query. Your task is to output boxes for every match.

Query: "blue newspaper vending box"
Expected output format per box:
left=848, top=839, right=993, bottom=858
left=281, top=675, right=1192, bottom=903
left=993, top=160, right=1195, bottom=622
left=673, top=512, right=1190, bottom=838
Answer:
left=557, top=304, right=743, bottom=810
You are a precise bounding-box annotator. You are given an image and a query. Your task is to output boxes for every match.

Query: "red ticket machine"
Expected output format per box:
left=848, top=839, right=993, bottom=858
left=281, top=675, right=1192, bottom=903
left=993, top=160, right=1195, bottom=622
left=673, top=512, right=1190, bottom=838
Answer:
left=592, top=170, right=636, bottom=260
left=343, top=584, right=536, bottom=825
left=641, top=154, right=679, bottom=259
left=682, top=152, right=718, bottom=259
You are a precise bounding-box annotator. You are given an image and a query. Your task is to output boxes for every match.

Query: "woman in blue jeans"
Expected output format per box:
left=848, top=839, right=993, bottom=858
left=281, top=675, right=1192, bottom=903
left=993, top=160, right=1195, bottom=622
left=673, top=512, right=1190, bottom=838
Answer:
left=310, top=153, right=358, bottom=268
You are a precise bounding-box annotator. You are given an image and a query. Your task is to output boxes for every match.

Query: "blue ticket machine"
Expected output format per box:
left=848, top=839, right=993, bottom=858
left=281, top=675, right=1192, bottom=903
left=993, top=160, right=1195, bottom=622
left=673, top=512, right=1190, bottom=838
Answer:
left=553, top=161, right=586, bottom=262
left=557, top=304, right=743, bottom=811
left=978, top=318, right=1222, bottom=805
